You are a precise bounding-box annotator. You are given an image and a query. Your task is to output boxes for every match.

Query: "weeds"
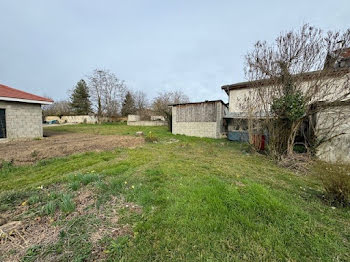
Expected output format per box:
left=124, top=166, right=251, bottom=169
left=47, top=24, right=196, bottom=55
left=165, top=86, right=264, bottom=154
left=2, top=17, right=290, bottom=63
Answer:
left=41, top=201, right=56, bottom=216
left=28, top=195, right=41, bottom=205
left=59, top=194, right=76, bottom=213
left=0, top=160, right=14, bottom=177
left=30, top=151, right=38, bottom=158
left=81, top=173, right=100, bottom=185
left=67, top=173, right=100, bottom=187
left=315, top=162, right=350, bottom=206
left=0, top=190, right=33, bottom=211
left=69, top=181, right=80, bottom=191
left=145, top=131, right=158, bottom=143
left=105, top=236, right=130, bottom=259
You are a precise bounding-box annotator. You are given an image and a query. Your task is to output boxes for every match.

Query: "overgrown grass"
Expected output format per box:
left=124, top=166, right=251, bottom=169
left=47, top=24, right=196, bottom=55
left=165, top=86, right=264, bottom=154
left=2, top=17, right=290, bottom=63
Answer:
left=1, top=123, right=349, bottom=261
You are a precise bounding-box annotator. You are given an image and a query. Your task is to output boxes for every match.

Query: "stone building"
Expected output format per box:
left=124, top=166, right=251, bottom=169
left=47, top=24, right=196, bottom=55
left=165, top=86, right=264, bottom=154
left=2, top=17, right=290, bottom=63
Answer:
left=171, top=100, right=228, bottom=138
left=0, top=84, right=53, bottom=139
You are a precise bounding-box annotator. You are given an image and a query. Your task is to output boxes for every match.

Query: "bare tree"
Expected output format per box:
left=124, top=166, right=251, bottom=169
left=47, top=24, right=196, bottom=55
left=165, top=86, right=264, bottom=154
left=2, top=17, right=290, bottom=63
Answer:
left=242, top=24, right=350, bottom=158
left=133, top=90, right=149, bottom=119
left=42, top=100, right=72, bottom=117
left=87, top=69, right=126, bottom=118
left=152, top=90, right=189, bottom=120
left=134, top=91, right=148, bottom=112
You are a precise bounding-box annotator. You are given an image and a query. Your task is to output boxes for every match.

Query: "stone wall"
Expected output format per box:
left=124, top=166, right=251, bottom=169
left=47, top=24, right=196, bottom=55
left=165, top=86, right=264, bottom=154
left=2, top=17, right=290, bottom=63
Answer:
left=0, top=101, right=43, bottom=139
left=172, top=101, right=227, bottom=139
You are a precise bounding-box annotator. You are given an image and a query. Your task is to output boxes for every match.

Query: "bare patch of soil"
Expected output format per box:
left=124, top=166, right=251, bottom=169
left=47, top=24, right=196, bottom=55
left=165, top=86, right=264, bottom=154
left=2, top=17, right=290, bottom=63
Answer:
left=0, top=216, right=60, bottom=262
left=0, top=187, right=142, bottom=261
left=0, top=131, right=144, bottom=165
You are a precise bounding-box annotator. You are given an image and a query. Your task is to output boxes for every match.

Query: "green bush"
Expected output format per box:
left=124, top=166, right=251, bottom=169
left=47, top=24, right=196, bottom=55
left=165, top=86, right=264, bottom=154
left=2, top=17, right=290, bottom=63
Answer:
left=271, top=91, right=305, bottom=121
left=315, top=162, right=350, bottom=207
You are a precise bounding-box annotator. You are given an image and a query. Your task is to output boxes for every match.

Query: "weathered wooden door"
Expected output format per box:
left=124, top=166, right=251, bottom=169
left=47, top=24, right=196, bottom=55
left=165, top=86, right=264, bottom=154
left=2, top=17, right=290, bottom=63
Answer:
left=0, top=109, right=6, bottom=138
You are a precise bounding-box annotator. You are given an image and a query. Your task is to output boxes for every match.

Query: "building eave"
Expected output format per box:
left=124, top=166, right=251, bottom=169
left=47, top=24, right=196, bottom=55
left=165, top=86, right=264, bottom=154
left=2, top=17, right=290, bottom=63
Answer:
left=0, top=96, right=53, bottom=105
left=221, top=68, right=350, bottom=93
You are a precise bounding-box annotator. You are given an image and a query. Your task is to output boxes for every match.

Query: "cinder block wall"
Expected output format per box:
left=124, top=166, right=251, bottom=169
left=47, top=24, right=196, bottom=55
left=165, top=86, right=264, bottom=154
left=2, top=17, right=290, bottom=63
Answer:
left=0, top=101, right=43, bottom=139
left=172, top=102, right=225, bottom=138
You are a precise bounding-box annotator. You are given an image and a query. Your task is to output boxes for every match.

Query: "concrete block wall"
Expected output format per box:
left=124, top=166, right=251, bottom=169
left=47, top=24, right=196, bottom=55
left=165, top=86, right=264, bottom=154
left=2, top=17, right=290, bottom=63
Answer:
left=127, top=114, right=167, bottom=126
left=172, top=120, right=218, bottom=138
left=0, top=101, right=43, bottom=139
left=45, top=115, right=98, bottom=124
left=127, top=120, right=167, bottom=126
left=171, top=102, right=226, bottom=139
left=127, top=115, right=140, bottom=122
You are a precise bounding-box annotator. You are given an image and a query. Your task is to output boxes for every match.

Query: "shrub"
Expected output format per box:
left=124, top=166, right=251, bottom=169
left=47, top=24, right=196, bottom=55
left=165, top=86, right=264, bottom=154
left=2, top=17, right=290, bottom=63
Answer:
left=315, top=162, right=350, bottom=207
left=145, top=131, right=158, bottom=143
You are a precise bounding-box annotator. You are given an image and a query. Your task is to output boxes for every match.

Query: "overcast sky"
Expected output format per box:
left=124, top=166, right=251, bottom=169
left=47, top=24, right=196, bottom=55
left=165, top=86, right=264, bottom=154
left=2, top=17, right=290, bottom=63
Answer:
left=0, top=1, right=349, bottom=103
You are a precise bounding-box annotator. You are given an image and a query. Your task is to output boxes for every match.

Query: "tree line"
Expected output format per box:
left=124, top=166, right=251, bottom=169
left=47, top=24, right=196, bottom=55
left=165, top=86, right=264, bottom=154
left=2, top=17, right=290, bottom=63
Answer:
left=43, top=69, right=189, bottom=120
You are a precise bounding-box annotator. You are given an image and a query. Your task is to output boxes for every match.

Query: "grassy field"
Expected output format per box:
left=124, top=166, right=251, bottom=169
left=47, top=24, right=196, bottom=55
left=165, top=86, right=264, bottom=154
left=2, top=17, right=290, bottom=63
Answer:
left=1, top=123, right=349, bottom=261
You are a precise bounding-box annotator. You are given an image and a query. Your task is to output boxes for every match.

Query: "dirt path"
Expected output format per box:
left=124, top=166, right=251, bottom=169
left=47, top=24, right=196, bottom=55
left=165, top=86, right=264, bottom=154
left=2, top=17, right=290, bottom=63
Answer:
left=0, top=131, right=144, bottom=165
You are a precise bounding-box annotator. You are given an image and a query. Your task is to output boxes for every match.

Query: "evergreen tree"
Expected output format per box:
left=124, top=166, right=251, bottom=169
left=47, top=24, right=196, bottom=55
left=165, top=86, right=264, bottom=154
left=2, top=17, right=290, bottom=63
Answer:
left=70, top=79, right=92, bottom=115
left=121, top=91, right=136, bottom=116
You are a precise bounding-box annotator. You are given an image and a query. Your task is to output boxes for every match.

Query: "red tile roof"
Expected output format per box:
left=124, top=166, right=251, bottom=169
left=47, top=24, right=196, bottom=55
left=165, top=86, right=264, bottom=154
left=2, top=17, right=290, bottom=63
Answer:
left=0, top=84, right=53, bottom=103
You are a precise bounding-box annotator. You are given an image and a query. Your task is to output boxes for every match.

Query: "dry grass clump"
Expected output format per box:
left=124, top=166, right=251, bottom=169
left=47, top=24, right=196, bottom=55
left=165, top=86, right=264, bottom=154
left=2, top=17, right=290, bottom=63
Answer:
left=0, top=216, right=60, bottom=262
left=0, top=185, right=142, bottom=261
left=278, top=153, right=313, bottom=174
left=314, top=162, right=350, bottom=207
